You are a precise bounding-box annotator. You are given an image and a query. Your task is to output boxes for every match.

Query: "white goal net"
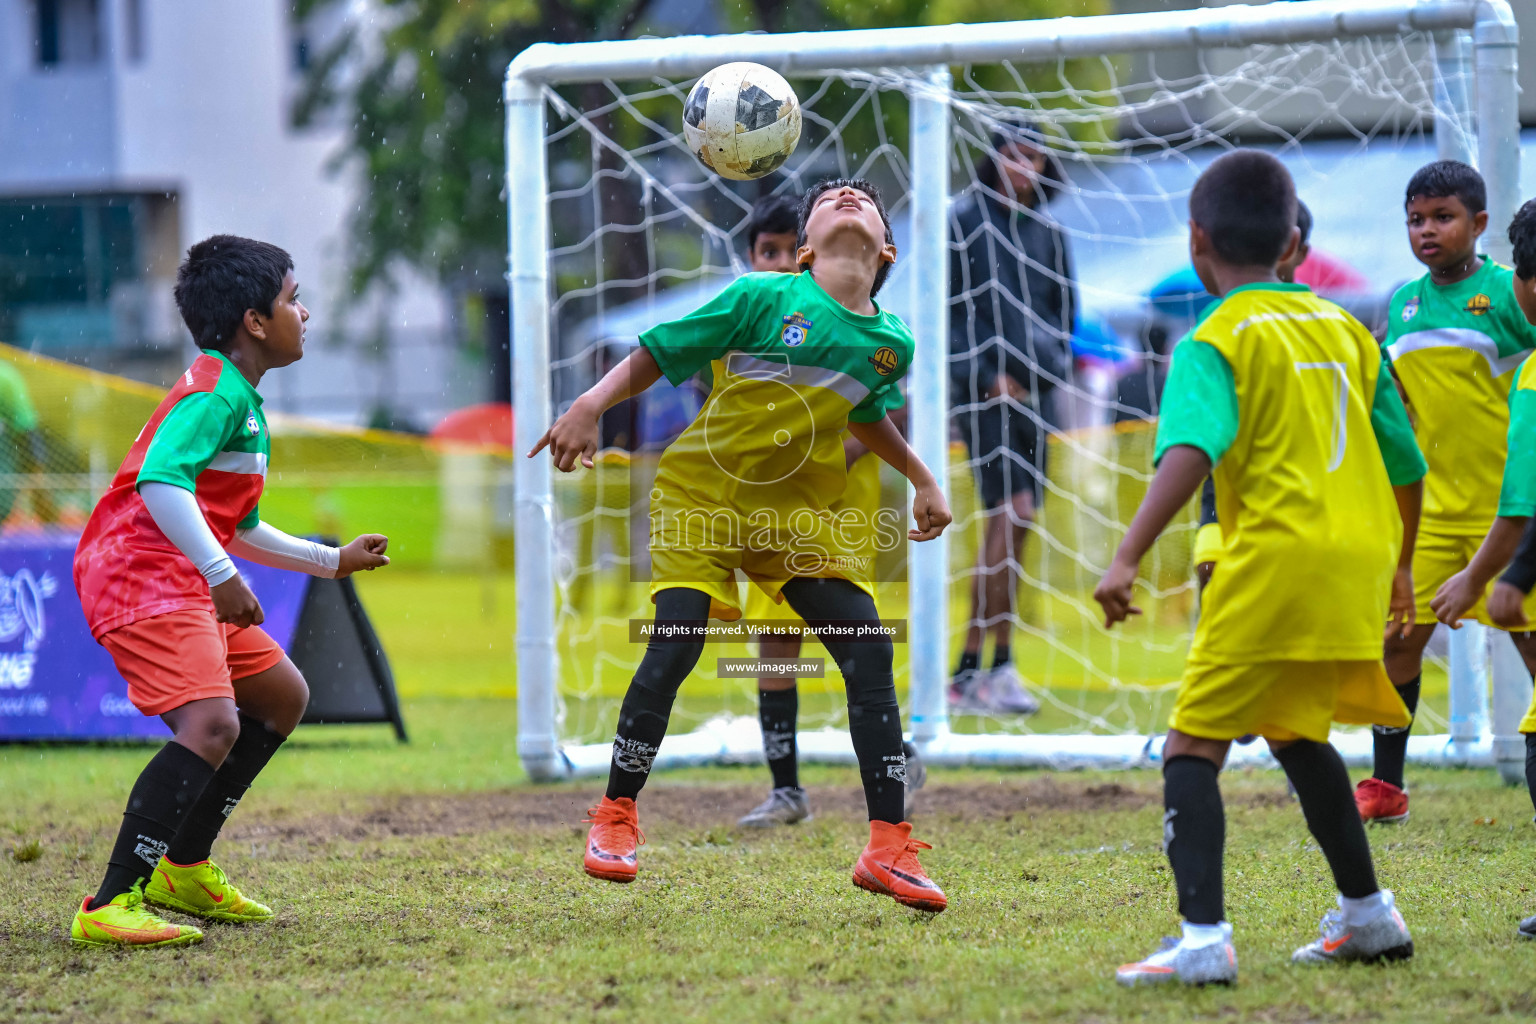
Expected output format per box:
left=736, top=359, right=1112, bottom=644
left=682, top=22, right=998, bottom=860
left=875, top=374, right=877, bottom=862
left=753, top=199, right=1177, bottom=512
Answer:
left=506, top=0, right=1526, bottom=780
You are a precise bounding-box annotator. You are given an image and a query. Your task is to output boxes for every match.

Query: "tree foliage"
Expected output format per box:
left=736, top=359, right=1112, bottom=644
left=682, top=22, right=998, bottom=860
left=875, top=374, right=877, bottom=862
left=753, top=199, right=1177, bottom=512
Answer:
left=298, top=0, right=1109, bottom=297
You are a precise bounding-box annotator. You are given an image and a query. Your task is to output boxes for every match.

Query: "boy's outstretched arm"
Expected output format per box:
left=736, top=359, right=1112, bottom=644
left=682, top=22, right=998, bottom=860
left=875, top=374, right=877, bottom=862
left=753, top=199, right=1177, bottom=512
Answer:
left=1094, top=445, right=1210, bottom=628
left=845, top=415, right=951, bottom=541
left=1434, top=361, right=1536, bottom=625
left=1387, top=480, right=1422, bottom=638
left=229, top=522, right=389, bottom=579
left=1489, top=517, right=1536, bottom=628
left=1432, top=515, right=1528, bottom=626
left=140, top=482, right=265, bottom=628
left=529, top=348, right=663, bottom=472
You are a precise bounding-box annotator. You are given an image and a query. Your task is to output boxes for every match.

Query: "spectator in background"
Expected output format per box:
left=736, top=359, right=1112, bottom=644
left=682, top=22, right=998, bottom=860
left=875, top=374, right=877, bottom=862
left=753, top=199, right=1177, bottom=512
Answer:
left=0, top=359, right=50, bottom=528
left=948, top=118, right=1076, bottom=716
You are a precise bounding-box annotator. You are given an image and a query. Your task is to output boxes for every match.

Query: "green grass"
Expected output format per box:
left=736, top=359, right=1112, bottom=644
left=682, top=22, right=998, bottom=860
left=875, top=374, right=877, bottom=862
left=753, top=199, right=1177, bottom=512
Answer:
left=348, top=568, right=1453, bottom=742
left=0, top=566, right=1479, bottom=1021
left=4, top=699, right=1536, bottom=1022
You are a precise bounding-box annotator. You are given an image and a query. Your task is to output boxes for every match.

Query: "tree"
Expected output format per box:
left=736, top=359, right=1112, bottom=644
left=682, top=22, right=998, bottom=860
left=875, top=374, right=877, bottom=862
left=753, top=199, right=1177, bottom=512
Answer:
left=297, top=0, right=1109, bottom=399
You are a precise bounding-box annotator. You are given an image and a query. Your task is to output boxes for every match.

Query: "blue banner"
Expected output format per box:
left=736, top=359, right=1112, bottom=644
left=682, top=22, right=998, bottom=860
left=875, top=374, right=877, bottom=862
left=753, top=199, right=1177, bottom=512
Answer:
left=0, top=531, right=311, bottom=741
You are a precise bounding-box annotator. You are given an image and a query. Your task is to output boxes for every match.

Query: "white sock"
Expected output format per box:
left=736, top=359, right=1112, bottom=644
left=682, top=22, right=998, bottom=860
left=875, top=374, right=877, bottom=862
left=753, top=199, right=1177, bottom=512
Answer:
left=1339, top=889, right=1393, bottom=927
left=1180, top=921, right=1230, bottom=949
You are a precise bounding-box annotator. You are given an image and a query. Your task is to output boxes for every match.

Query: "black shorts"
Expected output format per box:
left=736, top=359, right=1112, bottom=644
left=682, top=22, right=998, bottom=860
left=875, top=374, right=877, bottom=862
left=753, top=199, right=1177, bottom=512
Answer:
left=957, top=397, right=1047, bottom=509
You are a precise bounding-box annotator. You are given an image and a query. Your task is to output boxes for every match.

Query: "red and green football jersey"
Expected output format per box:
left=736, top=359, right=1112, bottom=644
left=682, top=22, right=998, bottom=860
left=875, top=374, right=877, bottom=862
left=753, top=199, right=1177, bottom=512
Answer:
left=74, top=350, right=270, bottom=638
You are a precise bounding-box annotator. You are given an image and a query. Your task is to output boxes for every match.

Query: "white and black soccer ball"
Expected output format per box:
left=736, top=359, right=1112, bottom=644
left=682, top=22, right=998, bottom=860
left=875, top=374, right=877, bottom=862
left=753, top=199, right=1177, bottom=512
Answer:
left=682, top=63, right=801, bottom=181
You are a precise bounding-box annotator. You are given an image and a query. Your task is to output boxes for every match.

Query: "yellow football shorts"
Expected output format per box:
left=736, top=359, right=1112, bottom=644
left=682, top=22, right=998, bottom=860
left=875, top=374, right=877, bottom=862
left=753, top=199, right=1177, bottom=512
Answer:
left=1170, top=657, right=1411, bottom=743
left=1414, top=528, right=1536, bottom=627
left=649, top=453, right=884, bottom=620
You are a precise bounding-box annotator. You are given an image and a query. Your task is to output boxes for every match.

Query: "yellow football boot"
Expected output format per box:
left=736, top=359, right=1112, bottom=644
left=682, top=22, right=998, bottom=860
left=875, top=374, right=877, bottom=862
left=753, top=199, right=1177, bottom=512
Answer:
left=71, top=884, right=204, bottom=948
left=144, top=858, right=274, bottom=924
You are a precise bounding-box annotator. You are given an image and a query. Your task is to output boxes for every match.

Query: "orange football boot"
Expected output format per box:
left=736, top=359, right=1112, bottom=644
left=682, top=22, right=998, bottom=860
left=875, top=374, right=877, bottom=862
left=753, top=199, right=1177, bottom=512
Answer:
left=583, top=796, right=644, bottom=883
left=852, top=820, right=947, bottom=912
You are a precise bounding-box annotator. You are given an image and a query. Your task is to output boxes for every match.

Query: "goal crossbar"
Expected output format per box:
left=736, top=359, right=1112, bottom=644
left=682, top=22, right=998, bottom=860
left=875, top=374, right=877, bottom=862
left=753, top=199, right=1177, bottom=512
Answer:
left=504, top=0, right=1508, bottom=86
left=505, top=0, right=1524, bottom=782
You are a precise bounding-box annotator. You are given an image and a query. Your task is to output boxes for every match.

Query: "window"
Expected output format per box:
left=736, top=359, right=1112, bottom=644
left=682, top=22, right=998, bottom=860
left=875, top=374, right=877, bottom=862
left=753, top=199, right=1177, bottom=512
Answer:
left=33, top=0, right=102, bottom=67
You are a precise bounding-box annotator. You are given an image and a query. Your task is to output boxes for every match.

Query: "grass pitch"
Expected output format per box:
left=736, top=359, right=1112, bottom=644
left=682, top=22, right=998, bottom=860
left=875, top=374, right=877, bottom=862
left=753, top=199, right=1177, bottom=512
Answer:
left=4, top=698, right=1536, bottom=1023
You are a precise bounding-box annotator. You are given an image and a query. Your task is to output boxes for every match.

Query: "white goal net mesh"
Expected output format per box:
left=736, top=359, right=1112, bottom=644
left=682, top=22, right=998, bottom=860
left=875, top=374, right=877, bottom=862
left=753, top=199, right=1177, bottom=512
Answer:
left=533, top=30, right=1460, bottom=753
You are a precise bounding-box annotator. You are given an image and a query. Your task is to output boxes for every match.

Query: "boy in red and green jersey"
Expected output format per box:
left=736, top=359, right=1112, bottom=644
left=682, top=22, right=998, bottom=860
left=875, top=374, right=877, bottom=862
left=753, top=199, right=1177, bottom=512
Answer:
left=69, top=236, right=390, bottom=949
left=77, top=350, right=272, bottom=638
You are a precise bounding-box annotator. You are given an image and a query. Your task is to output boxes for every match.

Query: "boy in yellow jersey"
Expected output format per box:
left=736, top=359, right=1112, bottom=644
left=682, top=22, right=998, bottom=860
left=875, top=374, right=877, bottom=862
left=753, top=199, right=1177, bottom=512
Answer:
left=1363, top=161, right=1536, bottom=824
left=1429, top=199, right=1536, bottom=939
left=1193, top=201, right=1314, bottom=591
left=1097, top=150, right=1425, bottom=986
left=731, top=195, right=924, bottom=828
left=532, top=179, right=953, bottom=911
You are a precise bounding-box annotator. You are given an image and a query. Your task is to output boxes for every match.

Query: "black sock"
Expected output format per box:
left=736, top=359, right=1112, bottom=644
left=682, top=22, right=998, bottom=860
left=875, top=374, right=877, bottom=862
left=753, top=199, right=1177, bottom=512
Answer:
left=957, top=650, right=980, bottom=675
left=605, top=682, right=676, bottom=801
left=1371, top=674, right=1419, bottom=789
left=1525, top=733, right=1536, bottom=819
left=604, top=588, right=708, bottom=802
left=991, top=644, right=1011, bottom=670
left=1274, top=739, right=1379, bottom=899
left=166, top=715, right=286, bottom=865
left=1162, top=754, right=1225, bottom=925
left=759, top=688, right=799, bottom=790
left=92, top=742, right=216, bottom=910
left=848, top=699, right=906, bottom=824
left=780, top=576, right=905, bottom=824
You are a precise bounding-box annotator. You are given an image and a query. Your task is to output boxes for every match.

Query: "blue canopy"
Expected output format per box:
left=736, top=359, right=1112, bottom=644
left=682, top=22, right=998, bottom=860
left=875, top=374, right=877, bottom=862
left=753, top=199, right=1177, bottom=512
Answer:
left=1147, top=265, right=1216, bottom=322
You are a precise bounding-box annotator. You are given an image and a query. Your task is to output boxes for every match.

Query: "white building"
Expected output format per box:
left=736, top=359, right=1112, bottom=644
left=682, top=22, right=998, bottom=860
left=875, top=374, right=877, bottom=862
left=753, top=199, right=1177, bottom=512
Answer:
left=0, top=0, right=469, bottom=426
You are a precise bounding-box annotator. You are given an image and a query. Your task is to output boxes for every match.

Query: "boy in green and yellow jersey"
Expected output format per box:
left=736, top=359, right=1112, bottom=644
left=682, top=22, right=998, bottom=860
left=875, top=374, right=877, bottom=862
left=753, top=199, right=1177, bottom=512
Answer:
left=1363, top=161, right=1536, bottom=825
left=1430, top=198, right=1536, bottom=940
left=1096, top=150, right=1425, bottom=987
left=533, top=179, right=953, bottom=911
left=730, top=194, right=923, bottom=830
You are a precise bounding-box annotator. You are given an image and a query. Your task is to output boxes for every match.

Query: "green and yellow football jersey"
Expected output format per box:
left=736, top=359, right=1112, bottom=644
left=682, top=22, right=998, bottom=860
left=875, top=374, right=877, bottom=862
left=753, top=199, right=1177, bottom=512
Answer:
left=1157, top=283, right=1425, bottom=663
left=1384, top=257, right=1536, bottom=534
left=639, top=271, right=912, bottom=618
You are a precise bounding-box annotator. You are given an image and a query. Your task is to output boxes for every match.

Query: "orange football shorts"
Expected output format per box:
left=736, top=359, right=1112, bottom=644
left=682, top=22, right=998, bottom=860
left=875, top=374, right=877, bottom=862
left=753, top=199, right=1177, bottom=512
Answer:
left=99, top=608, right=287, bottom=716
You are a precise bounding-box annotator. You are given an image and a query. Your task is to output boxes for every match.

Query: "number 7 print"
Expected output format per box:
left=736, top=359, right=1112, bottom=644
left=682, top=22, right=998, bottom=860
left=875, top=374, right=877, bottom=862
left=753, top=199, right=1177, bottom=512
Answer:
left=1295, top=361, right=1348, bottom=472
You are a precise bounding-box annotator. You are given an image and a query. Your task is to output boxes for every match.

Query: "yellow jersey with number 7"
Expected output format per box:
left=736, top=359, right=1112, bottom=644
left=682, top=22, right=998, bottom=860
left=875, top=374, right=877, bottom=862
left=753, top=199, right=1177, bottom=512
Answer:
left=1193, top=287, right=1401, bottom=663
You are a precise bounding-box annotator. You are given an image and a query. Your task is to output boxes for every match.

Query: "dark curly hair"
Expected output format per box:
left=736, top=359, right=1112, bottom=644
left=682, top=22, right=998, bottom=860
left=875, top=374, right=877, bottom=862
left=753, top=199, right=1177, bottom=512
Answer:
left=795, top=178, right=895, bottom=298
left=174, top=235, right=293, bottom=353
left=1405, top=160, right=1486, bottom=215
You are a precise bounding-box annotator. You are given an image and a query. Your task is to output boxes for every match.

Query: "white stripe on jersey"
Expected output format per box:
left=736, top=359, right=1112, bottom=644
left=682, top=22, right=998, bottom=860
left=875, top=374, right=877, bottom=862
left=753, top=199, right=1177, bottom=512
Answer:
left=720, top=353, right=872, bottom=407
left=1387, top=327, right=1529, bottom=377
left=206, top=450, right=268, bottom=477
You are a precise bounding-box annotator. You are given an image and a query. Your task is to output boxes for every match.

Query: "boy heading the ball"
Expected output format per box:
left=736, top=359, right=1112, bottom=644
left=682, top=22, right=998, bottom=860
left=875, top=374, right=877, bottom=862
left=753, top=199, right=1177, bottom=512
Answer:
left=533, top=179, right=953, bottom=911
left=1095, top=150, right=1426, bottom=986
left=69, top=236, right=390, bottom=948
left=732, top=193, right=925, bottom=830
left=1362, top=161, right=1536, bottom=824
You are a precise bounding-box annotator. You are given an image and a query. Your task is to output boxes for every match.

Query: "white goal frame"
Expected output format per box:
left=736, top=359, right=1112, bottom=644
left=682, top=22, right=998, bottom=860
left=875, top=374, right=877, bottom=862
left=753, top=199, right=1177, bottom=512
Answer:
left=505, top=0, right=1526, bottom=782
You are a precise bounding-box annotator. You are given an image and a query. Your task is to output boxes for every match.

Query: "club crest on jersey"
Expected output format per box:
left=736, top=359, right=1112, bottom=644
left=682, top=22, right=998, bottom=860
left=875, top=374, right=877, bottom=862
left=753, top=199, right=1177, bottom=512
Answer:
left=780, top=312, right=813, bottom=347
left=868, top=346, right=899, bottom=376
left=1401, top=297, right=1419, bottom=322
left=245, top=411, right=260, bottom=436
left=1466, top=293, right=1493, bottom=316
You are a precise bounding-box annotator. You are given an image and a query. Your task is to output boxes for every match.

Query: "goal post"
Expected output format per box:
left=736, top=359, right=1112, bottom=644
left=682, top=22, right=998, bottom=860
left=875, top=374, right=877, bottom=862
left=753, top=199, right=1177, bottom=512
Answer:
left=505, top=0, right=1524, bottom=783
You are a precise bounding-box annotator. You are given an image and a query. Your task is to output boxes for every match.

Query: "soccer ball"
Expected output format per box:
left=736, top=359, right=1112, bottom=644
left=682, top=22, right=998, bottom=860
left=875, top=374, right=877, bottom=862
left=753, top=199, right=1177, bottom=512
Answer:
left=682, top=63, right=801, bottom=181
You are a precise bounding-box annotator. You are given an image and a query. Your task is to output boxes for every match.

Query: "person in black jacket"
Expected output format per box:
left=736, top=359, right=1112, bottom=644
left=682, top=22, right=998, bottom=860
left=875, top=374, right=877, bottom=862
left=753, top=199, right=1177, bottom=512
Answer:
left=948, top=118, right=1075, bottom=715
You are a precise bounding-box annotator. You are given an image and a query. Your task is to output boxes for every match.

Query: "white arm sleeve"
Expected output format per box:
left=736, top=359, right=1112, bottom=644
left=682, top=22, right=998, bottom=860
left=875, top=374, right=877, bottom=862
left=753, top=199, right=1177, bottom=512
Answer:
left=229, top=522, right=341, bottom=578
left=139, top=481, right=239, bottom=586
